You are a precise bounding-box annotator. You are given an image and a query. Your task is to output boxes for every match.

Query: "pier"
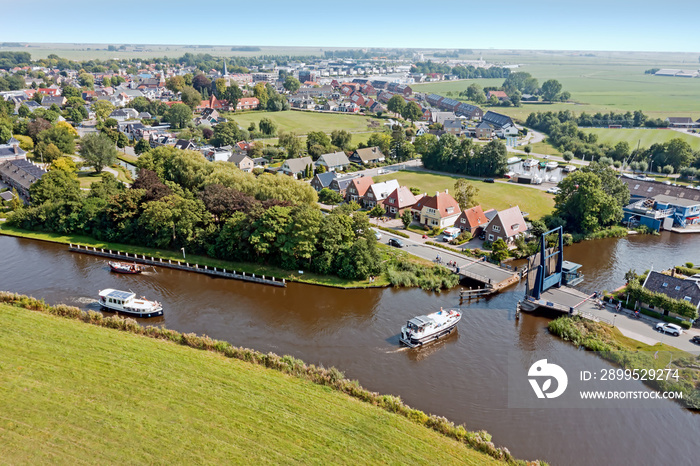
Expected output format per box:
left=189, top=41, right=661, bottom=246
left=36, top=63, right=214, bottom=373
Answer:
left=69, top=244, right=287, bottom=287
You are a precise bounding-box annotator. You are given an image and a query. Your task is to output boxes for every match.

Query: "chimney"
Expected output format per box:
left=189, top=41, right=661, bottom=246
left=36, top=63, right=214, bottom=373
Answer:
left=445, top=189, right=448, bottom=194
left=435, top=191, right=440, bottom=197
left=13, top=144, right=18, bottom=155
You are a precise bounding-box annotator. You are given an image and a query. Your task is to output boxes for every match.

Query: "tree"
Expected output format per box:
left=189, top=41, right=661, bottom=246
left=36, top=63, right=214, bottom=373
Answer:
left=365, top=133, right=392, bottom=156
left=554, top=170, right=623, bottom=234
left=401, top=101, right=423, bottom=124
left=134, top=138, right=151, bottom=155
left=253, top=83, right=269, bottom=108
left=369, top=205, right=385, bottom=218
left=180, top=86, right=202, bottom=110
left=318, top=188, right=343, bottom=205
left=191, top=73, right=212, bottom=94
left=49, top=156, right=78, bottom=175
left=78, top=72, right=94, bottom=89
left=306, top=131, right=331, bottom=158
left=164, top=103, right=192, bottom=129
left=166, top=76, right=185, bottom=93
left=663, top=164, right=674, bottom=175
left=80, top=132, right=117, bottom=173
left=563, top=150, right=574, bottom=162
left=37, top=124, right=76, bottom=154
left=559, top=91, right=571, bottom=102
left=401, top=209, right=412, bottom=228
left=490, top=238, right=509, bottom=263
left=224, top=84, right=243, bottom=110
left=101, top=76, right=111, bottom=88
left=278, top=132, right=304, bottom=158
left=466, top=83, right=486, bottom=104
left=116, top=132, right=129, bottom=151
left=214, top=78, right=227, bottom=98
left=27, top=118, right=52, bottom=142
left=92, top=101, right=115, bottom=121
left=331, top=130, right=351, bottom=150
left=541, top=79, right=563, bottom=102
left=387, top=94, right=405, bottom=116
left=258, top=117, right=277, bottom=136
left=453, top=179, right=479, bottom=210
left=283, top=76, right=301, bottom=94
left=35, top=142, right=62, bottom=163
left=212, top=121, right=246, bottom=147
left=17, top=104, right=30, bottom=118
left=30, top=169, right=82, bottom=205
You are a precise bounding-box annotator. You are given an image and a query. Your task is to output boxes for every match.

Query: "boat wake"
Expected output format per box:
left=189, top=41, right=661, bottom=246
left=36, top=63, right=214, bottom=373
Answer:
left=384, top=347, right=410, bottom=353
left=74, top=297, right=99, bottom=304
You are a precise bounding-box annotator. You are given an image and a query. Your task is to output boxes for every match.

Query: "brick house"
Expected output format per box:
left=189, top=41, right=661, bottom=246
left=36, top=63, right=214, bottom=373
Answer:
left=345, top=176, right=374, bottom=203
left=483, top=206, right=528, bottom=245
left=418, top=190, right=461, bottom=228
left=455, top=205, right=489, bottom=236
left=382, top=186, right=420, bottom=216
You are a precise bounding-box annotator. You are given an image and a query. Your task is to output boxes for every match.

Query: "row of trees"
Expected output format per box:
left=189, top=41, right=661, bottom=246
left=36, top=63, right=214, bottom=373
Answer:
left=9, top=146, right=384, bottom=280
left=410, top=61, right=511, bottom=79
left=420, top=134, right=508, bottom=178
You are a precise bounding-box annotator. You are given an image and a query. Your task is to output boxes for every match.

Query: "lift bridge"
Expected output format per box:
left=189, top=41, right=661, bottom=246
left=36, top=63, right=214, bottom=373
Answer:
left=519, top=227, right=591, bottom=313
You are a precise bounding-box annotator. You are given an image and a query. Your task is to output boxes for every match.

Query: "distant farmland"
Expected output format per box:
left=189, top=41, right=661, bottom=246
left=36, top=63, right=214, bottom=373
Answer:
left=581, top=128, right=700, bottom=151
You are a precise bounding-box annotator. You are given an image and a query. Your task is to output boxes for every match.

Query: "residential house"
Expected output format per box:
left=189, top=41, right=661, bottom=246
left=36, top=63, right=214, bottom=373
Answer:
left=443, top=119, right=463, bottom=135
left=487, top=90, right=509, bottom=101
left=382, top=186, right=420, bottom=216
left=109, top=108, right=139, bottom=121
left=281, top=156, right=313, bottom=177
left=329, top=175, right=358, bottom=198
left=350, top=146, right=385, bottom=165
left=482, top=206, right=527, bottom=245
left=641, top=271, right=700, bottom=316
left=666, top=117, right=695, bottom=128
left=475, top=121, right=494, bottom=139
left=431, top=111, right=456, bottom=126
left=482, top=111, right=518, bottom=137
left=174, top=139, right=196, bottom=151
left=236, top=97, right=260, bottom=111
left=455, top=205, right=489, bottom=236
left=0, top=138, right=27, bottom=162
left=455, top=102, right=483, bottom=120
left=229, top=153, right=254, bottom=172
left=252, top=157, right=269, bottom=169
left=196, top=95, right=228, bottom=113
left=323, top=100, right=339, bottom=111
left=345, top=176, right=374, bottom=203
left=622, top=178, right=700, bottom=230
left=417, top=190, right=461, bottom=228
left=310, top=171, right=337, bottom=192
left=362, top=179, right=399, bottom=208
left=203, top=146, right=233, bottom=162
left=41, top=95, right=67, bottom=108
left=315, top=151, right=350, bottom=172
left=0, top=159, right=46, bottom=198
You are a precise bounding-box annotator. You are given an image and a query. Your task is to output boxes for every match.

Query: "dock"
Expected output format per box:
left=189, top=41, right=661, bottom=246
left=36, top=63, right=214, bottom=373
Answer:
left=69, top=244, right=286, bottom=287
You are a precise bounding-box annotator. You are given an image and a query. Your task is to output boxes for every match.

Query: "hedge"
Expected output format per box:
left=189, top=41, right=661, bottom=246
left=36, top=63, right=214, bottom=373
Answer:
left=626, top=283, right=698, bottom=320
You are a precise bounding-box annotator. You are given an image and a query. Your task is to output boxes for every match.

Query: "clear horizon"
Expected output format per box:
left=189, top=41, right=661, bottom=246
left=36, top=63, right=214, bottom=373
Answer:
left=3, top=0, right=699, bottom=54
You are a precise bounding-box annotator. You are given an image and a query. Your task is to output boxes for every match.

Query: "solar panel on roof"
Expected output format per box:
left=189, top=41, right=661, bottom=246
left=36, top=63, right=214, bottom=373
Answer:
left=107, top=290, right=134, bottom=300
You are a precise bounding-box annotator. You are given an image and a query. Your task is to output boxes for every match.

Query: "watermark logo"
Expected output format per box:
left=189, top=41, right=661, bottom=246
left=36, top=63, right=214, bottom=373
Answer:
left=528, top=359, right=568, bottom=399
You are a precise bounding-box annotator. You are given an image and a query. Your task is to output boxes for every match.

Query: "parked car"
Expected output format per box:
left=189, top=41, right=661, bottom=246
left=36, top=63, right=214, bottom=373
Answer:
left=655, top=322, right=683, bottom=336
left=388, top=238, right=404, bottom=248
left=691, top=335, right=700, bottom=345
left=483, top=178, right=495, bottom=183
left=546, top=187, right=561, bottom=194
left=374, top=231, right=382, bottom=240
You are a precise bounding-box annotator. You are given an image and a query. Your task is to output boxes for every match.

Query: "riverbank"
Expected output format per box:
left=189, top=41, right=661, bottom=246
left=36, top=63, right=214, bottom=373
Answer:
left=548, top=316, right=700, bottom=409
left=0, top=224, right=388, bottom=289
left=0, top=293, right=537, bottom=465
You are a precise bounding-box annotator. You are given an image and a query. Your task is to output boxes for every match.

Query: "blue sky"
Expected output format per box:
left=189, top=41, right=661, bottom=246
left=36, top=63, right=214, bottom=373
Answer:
left=3, top=0, right=699, bottom=53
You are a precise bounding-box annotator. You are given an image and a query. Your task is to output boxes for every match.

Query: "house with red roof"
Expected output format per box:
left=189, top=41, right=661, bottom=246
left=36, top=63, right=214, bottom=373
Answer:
left=455, top=205, right=489, bottom=236
left=235, top=97, right=259, bottom=111
left=487, top=90, right=508, bottom=101
left=417, top=190, right=461, bottom=228
left=345, top=176, right=374, bottom=203
left=383, top=186, right=421, bottom=216
left=482, top=206, right=528, bottom=245
left=37, top=88, right=61, bottom=97
left=196, top=95, right=228, bottom=113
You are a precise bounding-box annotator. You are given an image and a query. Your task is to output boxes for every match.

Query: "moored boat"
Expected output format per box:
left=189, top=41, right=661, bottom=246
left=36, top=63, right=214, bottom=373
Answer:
left=563, top=165, right=577, bottom=173
left=98, top=288, right=163, bottom=318
left=546, top=161, right=559, bottom=170
left=400, top=309, right=461, bottom=348
left=507, top=156, right=521, bottom=164
left=109, top=261, right=146, bottom=274
left=523, top=158, right=537, bottom=168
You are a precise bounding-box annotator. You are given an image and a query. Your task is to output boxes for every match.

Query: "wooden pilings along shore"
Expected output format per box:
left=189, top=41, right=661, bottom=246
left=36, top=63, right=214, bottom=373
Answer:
left=69, top=244, right=286, bottom=287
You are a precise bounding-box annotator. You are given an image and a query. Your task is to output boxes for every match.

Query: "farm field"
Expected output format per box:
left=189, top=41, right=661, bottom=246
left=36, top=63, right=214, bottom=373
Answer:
left=373, top=171, right=554, bottom=219
left=0, top=303, right=501, bottom=465
left=582, top=128, right=700, bottom=151
left=224, top=110, right=383, bottom=135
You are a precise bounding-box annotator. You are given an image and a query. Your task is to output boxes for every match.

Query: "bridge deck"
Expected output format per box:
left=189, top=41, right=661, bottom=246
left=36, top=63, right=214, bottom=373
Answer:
left=528, top=286, right=593, bottom=313
left=458, top=261, right=520, bottom=289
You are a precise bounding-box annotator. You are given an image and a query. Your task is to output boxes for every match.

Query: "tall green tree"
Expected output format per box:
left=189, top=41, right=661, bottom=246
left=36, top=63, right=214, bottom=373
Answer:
left=453, top=179, right=479, bottom=210
left=164, top=103, right=192, bottom=129
left=224, top=84, right=243, bottom=110
left=401, top=101, right=423, bottom=124
left=541, top=79, right=563, bottom=102
left=283, top=76, right=301, bottom=94
left=387, top=94, right=405, bottom=116
left=554, top=171, right=623, bottom=233
left=80, top=132, right=118, bottom=173
left=331, top=130, right=351, bottom=150
left=180, top=86, right=202, bottom=110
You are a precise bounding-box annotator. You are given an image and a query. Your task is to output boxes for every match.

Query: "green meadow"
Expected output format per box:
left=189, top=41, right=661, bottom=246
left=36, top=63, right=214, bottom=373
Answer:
left=0, top=302, right=503, bottom=465
left=582, top=128, right=700, bottom=151
left=224, top=110, right=382, bottom=135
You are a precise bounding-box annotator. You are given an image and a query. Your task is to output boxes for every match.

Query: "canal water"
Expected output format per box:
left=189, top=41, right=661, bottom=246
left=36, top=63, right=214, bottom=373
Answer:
left=0, top=233, right=698, bottom=465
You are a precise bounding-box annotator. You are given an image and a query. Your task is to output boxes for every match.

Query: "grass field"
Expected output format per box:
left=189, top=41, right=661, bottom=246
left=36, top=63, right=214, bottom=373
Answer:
left=223, top=110, right=383, bottom=135
left=0, top=303, right=501, bottom=465
left=582, top=128, right=700, bottom=151
left=373, top=171, right=554, bottom=219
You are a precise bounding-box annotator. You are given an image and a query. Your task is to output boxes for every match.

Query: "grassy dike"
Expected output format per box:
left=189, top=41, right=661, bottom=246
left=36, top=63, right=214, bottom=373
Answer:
left=548, top=316, right=700, bottom=409
left=0, top=294, right=541, bottom=465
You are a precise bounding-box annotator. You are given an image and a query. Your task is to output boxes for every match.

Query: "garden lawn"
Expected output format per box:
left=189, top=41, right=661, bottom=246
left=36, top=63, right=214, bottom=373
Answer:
left=582, top=128, right=700, bottom=151
left=0, top=303, right=500, bottom=465
left=221, top=110, right=381, bottom=135
left=373, top=171, right=554, bottom=220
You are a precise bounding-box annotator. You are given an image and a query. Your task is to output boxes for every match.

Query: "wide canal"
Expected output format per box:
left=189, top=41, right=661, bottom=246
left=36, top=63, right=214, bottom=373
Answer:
left=0, top=232, right=697, bottom=465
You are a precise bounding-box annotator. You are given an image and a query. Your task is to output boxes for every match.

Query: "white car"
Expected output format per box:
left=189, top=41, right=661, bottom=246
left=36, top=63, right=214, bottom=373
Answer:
left=546, top=187, right=561, bottom=194
left=374, top=231, right=382, bottom=240
left=655, top=322, right=683, bottom=336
